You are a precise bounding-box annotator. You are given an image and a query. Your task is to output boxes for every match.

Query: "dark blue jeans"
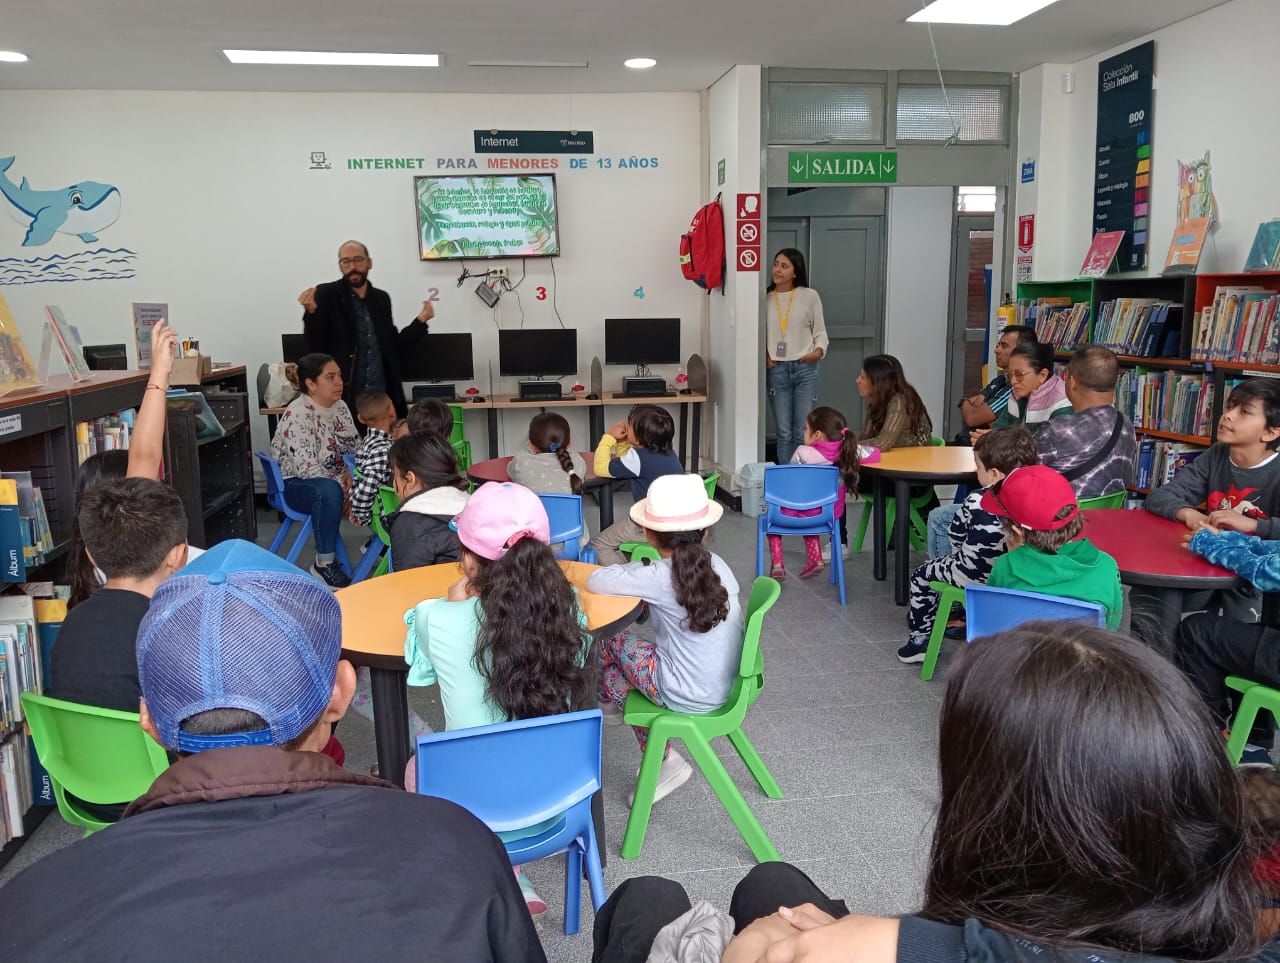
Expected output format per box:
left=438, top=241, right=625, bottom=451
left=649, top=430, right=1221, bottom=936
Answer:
left=283, top=477, right=343, bottom=556
left=766, top=360, right=821, bottom=464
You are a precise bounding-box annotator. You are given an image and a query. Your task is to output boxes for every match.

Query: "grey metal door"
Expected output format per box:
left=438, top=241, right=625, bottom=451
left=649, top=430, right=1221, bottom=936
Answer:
left=764, top=214, right=884, bottom=441
left=944, top=214, right=995, bottom=438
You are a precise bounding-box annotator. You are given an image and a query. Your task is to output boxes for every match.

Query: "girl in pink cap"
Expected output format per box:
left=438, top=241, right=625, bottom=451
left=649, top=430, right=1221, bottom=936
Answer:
left=588, top=473, right=745, bottom=806
left=403, top=480, right=590, bottom=915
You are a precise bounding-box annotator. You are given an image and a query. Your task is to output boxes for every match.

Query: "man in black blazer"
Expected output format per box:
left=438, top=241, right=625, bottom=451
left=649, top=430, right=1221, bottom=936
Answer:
left=298, top=240, right=432, bottom=416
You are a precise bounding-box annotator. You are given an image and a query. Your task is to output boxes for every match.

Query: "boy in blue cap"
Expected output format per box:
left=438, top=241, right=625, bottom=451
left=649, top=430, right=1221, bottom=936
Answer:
left=0, top=540, right=544, bottom=961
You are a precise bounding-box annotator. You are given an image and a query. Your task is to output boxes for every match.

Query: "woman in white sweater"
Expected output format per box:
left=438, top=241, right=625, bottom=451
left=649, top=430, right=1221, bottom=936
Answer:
left=764, top=248, right=829, bottom=463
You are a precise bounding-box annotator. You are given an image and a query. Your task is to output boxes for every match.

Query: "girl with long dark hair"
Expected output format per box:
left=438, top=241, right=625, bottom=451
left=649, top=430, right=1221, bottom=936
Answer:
left=766, top=248, right=829, bottom=463
left=384, top=431, right=469, bottom=571
left=588, top=474, right=744, bottom=805
left=403, top=480, right=590, bottom=915
left=508, top=412, right=587, bottom=496
left=856, top=353, right=933, bottom=450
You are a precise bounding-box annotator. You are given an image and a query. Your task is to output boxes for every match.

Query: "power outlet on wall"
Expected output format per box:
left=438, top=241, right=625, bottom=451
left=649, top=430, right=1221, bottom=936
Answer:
left=489, top=266, right=508, bottom=280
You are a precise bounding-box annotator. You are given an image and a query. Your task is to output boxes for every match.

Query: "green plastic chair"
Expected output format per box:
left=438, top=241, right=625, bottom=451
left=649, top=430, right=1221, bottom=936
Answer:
left=620, top=576, right=783, bottom=862
left=619, top=473, right=720, bottom=563
left=447, top=404, right=472, bottom=471
left=21, top=692, right=170, bottom=836
left=1224, top=677, right=1280, bottom=765
left=1077, top=491, right=1127, bottom=510
left=850, top=439, right=942, bottom=554
left=919, top=581, right=966, bottom=682
left=369, top=484, right=402, bottom=578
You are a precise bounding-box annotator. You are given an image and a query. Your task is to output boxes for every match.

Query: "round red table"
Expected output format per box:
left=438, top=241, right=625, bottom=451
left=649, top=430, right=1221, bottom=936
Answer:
left=467, top=452, right=620, bottom=528
left=1081, top=509, right=1240, bottom=590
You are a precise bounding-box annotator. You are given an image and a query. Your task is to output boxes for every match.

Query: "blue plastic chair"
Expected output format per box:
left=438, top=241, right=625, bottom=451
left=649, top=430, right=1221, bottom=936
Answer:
left=538, top=493, right=599, bottom=564
left=415, top=709, right=606, bottom=935
left=342, top=452, right=358, bottom=478
left=964, top=585, right=1106, bottom=641
left=254, top=451, right=351, bottom=574
left=754, top=464, right=845, bottom=605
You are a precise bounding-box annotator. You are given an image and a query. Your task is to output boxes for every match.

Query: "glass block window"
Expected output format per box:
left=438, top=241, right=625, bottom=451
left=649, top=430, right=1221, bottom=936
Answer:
left=896, top=86, right=1008, bottom=144
left=768, top=82, right=884, bottom=144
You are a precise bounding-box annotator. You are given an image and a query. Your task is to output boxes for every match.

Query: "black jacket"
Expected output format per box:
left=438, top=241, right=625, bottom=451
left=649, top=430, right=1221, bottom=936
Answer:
left=387, top=485, right=470, bottom=571
left=302, top=278, right=430, bottom=416
left=0, top=746, right=545, bottom=962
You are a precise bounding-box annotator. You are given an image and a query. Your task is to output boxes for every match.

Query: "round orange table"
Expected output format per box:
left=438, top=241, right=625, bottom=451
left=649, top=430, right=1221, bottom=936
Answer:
left=861, top=446, right=978, bottom=605
left=336, top=560, right=641, bottom=783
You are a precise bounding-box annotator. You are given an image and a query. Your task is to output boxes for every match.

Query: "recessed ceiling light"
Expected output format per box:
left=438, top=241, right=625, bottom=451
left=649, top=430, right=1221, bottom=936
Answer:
left=624, top=58, right=657, bottom=69
left=907, top=0, right=1061, bottom=26
left=0, top=51, right=29, bottom=63
left=223, top=50, right=441, bottom=67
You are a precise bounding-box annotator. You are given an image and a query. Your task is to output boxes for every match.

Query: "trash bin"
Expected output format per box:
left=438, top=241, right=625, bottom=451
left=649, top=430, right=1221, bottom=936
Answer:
left=738, top=462, right=775, bottom=517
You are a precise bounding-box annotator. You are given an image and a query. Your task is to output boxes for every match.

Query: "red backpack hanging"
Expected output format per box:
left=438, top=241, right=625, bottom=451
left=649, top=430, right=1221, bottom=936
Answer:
left=679, top=193, right=725, bottom=293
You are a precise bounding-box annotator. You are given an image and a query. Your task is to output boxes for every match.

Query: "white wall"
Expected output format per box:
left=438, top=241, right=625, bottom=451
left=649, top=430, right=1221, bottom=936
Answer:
left=1018, top=0, right=1280, bottom=279
left=706, top=66, right=763, bottom=485
left=0, top=89, right=704, bottom=456
left=884, top=187, right=954, bottom=426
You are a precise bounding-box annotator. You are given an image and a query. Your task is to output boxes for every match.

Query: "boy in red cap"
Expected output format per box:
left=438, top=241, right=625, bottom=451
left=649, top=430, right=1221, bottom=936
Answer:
left=982, top=464, right=1123, bottom=628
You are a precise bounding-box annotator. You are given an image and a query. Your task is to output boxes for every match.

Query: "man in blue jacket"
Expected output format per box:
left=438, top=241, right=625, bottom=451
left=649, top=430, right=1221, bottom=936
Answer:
left=0, top=540, right=544, bottom=962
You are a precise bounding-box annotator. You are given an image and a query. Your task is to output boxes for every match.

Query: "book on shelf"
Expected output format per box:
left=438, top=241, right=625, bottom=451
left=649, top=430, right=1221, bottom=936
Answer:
left=0, top=473, right=53, bottom=570
left=1163, top=217, right=1211, bottom=275
left=0, top=732, right=34, bottom=844
left=1191, top=285, right=1280, bottom=363
left=1134, top=437, right=1206, bottom=491
left=0, top=480, right=24, bottom=585
left=0, top=295, right=44, bottom=399
left=1244, top=220, right=1280, bottom=273
left=1020, top=297, right=1090, bottom=350
left=1115, top=368, right=1213, bottom=438
left=75, top=409, right=134, bottom=463
left=1079, top=231, right=1126, bottom=278
left=1092, top=299, right=1183, bottom=357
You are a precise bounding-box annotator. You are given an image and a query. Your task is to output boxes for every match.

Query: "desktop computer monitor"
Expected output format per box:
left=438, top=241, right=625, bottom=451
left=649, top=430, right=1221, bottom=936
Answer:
left=82, top=343, right=128, bottom=371
left=281, top=334, right=308, bottom=365
left=604, top=318, right=681, bottom=366
left=498, top=329, right=577, bottom=378
left=400, top=333, right=475, bottom=382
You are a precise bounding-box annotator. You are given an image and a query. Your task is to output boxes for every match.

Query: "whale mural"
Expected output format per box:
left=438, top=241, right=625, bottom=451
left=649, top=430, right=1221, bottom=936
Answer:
left=0, top=156, right=122, bottom=246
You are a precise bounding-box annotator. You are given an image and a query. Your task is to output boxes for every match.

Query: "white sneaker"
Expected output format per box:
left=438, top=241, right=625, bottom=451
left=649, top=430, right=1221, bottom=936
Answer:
left=821, top=541, right=851, bottom=562
left=628, top=748, right=693, bottom=807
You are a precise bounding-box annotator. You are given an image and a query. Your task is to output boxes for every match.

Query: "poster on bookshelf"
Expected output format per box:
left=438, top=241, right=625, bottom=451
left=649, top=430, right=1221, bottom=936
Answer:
left=0, top=295, right=44, bottom=399
left=1079, top=231, right=1126, bottom=278
left=131, top=302, right=167, bottom=368
left=1163, top=218, right=1211, bottom=276
left=1245, top=221, right=1280, bottom=273
left=1093, top=40, right=1154, bottom=272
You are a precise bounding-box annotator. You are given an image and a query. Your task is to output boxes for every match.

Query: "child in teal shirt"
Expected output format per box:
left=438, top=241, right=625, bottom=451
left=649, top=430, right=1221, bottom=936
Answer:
left=982, top=464, right=1123, bottom=629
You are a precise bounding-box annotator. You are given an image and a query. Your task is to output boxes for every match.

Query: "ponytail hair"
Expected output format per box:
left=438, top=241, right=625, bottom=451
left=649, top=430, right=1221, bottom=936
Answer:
left=469, top=537, right=591, bottom=721
left=647, top=528, right=728, bottom=633
left=806, top=405, right=861, bottom=491
left=529, top=413, right=582, bottom=495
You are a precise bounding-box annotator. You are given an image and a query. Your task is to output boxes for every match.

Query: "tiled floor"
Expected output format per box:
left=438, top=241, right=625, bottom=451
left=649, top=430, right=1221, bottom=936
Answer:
left=0, top=497, right=956, bottom=961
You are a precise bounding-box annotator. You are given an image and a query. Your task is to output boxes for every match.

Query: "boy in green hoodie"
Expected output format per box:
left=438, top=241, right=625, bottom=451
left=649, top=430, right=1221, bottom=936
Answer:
left=982, top=464, right=1123, bottom=629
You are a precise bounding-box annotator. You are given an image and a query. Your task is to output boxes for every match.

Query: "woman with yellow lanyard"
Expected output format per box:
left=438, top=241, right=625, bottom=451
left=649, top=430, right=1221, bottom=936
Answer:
left=765, top=248, right=829, bottom=463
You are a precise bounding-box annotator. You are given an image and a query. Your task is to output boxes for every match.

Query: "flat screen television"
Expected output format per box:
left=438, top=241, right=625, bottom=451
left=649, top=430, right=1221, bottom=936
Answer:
left=414, top=174, right=560, bottom=260
left=604, top=318, right=681, bottom=366
left=400, top=333, right=474, bottom=381
left=498, top=329, right=577, bottom=377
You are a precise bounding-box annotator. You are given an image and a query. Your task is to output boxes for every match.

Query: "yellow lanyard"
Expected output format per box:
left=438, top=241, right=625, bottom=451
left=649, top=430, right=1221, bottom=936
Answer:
left=773, top=289, right=796, bottom=337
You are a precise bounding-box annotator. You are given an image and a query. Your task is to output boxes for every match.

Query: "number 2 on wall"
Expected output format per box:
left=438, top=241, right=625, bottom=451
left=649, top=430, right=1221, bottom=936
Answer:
left=535, top=286, right=547, bottom=301
left=426, top=287, right=440, bottom=302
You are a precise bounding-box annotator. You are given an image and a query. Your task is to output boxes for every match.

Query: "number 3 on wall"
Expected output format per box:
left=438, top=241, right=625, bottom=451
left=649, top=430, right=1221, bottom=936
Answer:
left=535, top=286, right=547, bottom=301
left=426, top=287, right=440, bottom=302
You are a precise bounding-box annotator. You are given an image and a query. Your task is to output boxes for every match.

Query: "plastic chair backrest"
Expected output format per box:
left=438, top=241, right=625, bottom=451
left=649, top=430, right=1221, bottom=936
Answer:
left=21, top=693, right=170, bottom=826
left=931, top=435, right=945, bottom=446
left=538, top=493, right=588, bottom=557
left=370, top=485, right=401, bottom=547
left=737, top=576, right=782, bottom=679
left=762, top=465, right=839, bottom=528
left=964, top=585, right=1106, bottom=641
left=253, top=451, right=288, bottom=511
left=415, top=709, right=602, bottom=833
left=449, top=404, right=465, bottom=444
left=703, top=472, right=719, bottom=498
left=1078, top=491, right=1127, bottom=510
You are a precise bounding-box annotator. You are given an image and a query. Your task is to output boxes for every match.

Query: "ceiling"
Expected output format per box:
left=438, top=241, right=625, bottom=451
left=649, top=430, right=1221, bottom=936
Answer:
left=0, top=0, right=1231, bottom=94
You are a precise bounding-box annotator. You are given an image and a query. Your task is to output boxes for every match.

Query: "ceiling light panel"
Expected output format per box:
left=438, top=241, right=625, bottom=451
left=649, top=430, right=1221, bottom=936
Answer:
left=906, top=0, right=1061, bottom=26
left=223, top=50, right=441, bottom=67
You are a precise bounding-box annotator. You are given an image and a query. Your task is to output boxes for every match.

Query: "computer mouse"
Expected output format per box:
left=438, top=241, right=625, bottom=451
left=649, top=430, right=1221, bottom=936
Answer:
left=472, top=395, right=485, bottom=403
left=586, top=392, right=599, bottom=400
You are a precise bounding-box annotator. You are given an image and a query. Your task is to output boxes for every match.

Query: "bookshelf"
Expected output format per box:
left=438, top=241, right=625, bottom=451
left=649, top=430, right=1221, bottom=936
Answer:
left=164, top=365, right=256, bottom=548
left=1020, top=271, right=1280, bottom=498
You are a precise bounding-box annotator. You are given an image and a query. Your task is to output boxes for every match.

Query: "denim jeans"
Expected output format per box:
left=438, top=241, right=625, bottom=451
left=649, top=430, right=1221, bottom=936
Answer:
left=283, top=476, right=344, bottom=556
left=766, top=360, right=821, bottom=465
left=927, top=503, right=962, bottom=559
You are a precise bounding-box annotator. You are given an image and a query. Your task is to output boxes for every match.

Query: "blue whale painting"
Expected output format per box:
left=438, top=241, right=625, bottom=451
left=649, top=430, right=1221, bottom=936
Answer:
left=0, top=156, right=122, bottom=246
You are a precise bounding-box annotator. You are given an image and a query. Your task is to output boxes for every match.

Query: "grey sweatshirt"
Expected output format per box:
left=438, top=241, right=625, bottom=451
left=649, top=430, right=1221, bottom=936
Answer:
left=1145, top=443, right=1280, bottom=539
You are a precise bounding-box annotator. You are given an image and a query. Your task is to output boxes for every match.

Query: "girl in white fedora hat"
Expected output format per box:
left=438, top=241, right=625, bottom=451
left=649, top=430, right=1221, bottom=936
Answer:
left=587, top=473, right=744, bottom=804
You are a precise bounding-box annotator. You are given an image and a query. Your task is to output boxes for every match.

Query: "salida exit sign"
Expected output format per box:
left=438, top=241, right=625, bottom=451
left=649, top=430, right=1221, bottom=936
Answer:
left=788, top=151, right=898, bottom=184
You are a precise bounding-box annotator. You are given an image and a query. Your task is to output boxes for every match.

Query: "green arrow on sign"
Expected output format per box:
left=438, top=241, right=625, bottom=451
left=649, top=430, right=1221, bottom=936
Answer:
left=788, top=151, right=899, bottom=184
